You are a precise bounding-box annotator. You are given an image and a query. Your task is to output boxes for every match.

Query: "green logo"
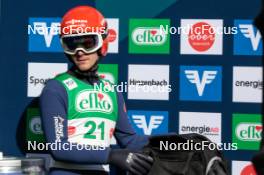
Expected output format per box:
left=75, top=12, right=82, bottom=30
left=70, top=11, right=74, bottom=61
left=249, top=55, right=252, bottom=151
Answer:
left=132, top=27, right=167, bottom=45
left=129, top=19, right=170, bottom=54
left=98, top=64, right=118, bottom=84
left=26, top=108, right=45, bottom=143
left=76, top=90, right=113, bottom=114
left=232, top=114, right=262, bottom=150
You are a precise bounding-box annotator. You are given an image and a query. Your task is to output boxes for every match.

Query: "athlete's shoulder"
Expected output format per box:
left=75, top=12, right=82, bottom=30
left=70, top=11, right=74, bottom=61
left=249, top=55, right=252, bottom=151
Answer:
left=43, top=79, right=65, bottom=93
left=40, top=79, right=68, bottom=104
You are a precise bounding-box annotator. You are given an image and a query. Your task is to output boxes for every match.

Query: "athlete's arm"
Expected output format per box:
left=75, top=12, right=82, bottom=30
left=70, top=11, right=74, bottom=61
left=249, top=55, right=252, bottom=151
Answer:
left=114, top=92, right=149, bottom=150
left=39, top=80, right=111, bottom=164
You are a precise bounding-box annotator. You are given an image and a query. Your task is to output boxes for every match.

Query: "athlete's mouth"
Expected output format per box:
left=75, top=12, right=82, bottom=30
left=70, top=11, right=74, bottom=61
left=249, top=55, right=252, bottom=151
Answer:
left=77, top=56, right=90, bottom=62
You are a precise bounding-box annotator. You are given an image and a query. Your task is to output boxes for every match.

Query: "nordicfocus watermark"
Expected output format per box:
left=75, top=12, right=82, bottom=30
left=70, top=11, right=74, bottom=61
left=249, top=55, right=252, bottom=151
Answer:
left=160, top=24, right=238, bottom=35
left=27, top=141, right=106, bottom=151
left=160, top=140, right=238, bottom=151
left=94, top=80, right=172, bottom=93
left=27, top=20, right=107, bottom=35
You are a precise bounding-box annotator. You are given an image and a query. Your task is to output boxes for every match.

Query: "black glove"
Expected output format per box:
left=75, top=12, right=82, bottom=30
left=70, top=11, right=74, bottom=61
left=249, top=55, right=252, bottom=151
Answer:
left=108, top=149, right=153, bottom=175
left=252, top=151, right=264, bottom=175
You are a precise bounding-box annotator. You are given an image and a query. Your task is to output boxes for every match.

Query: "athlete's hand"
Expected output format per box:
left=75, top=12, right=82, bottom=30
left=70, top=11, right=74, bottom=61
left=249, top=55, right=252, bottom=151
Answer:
left=108, top=149, right=153, bottom=175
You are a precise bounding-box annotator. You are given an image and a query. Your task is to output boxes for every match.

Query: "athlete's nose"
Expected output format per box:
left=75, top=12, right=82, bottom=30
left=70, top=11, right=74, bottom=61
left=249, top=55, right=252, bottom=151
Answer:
left=76, top=50, right=85, bottom=56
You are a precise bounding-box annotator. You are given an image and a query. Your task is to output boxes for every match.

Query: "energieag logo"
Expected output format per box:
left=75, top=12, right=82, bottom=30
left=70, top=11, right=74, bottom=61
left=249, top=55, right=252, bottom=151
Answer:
left=233, top=67, right=263, bottom=103
left=181, top=125, right=220, bottom=136
left=179, top=112, right=222, bottom=143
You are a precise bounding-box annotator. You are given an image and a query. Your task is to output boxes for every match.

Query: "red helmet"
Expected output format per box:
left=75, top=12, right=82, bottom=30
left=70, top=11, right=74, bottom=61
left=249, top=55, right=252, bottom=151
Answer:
left=60, top=6, right=108, bottom=56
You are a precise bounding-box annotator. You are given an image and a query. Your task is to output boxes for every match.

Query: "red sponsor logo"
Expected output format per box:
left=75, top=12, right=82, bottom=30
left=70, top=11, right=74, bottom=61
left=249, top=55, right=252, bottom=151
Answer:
left=100, top=74, right=106, bottom=79
left=211, top=127, right=219, bottom=133
left=241, top=164, right=256, bottom=175
left=110, top=128, right=115, bottom=138
left=255, top=125, right=262, bottom=132
left=97, top=93, right=104, bottom=101
left=188, top=22, right=215, bottom=52
left=108, top=29, right=117, bottom=42
left=68, top=126, right=76, bottom=136
left=151, top=30, right=157, bottom=35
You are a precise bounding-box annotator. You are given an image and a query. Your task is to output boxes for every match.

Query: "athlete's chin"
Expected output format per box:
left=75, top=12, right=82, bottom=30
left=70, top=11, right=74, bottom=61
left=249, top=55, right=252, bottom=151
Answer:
left=76, top=64, right=93, bottom=71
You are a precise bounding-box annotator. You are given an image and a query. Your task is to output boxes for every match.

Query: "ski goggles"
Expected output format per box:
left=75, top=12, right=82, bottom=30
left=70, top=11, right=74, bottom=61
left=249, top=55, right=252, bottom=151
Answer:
left=60, top=33, right=103, bottom=55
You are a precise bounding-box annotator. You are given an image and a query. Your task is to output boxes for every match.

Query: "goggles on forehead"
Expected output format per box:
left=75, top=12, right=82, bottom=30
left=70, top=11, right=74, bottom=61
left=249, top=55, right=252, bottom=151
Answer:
left=60, top=33, right=103, bottom=55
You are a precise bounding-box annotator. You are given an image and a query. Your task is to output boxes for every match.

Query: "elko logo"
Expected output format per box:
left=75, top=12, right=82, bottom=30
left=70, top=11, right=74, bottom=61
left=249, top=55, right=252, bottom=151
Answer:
left=236, top=123, right=262, bottom=141
left=232, top=114, right=262, bottom=150
left=28, top=18, right=62, bottom=52
left=132, top=27, right=167, bottom=45
left=180, top=66, right=222, bottom=101
left=128, top=110, right=168, bottom=135
left=234, top=20, right=262, bottom=55
left=180, top=19, right=223, bottom=55
left=129, top=19, right=170, bottom=54
left=232, top=161, right=257, bottom=175
left=76, top=90, right=113, bottom=114
left=26, top=108, right=45, bottom=143
left=30, top=118, right=43, bottom=135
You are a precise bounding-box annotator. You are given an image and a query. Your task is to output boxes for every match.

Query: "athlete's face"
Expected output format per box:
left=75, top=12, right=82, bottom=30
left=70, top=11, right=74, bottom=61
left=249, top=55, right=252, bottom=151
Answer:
left=70, top=51, right=99, bottom=71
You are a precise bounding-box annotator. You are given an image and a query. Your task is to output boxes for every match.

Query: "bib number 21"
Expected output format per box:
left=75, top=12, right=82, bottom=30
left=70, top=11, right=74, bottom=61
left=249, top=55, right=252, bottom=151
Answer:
left=83, top=121, right=105, bottom=140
